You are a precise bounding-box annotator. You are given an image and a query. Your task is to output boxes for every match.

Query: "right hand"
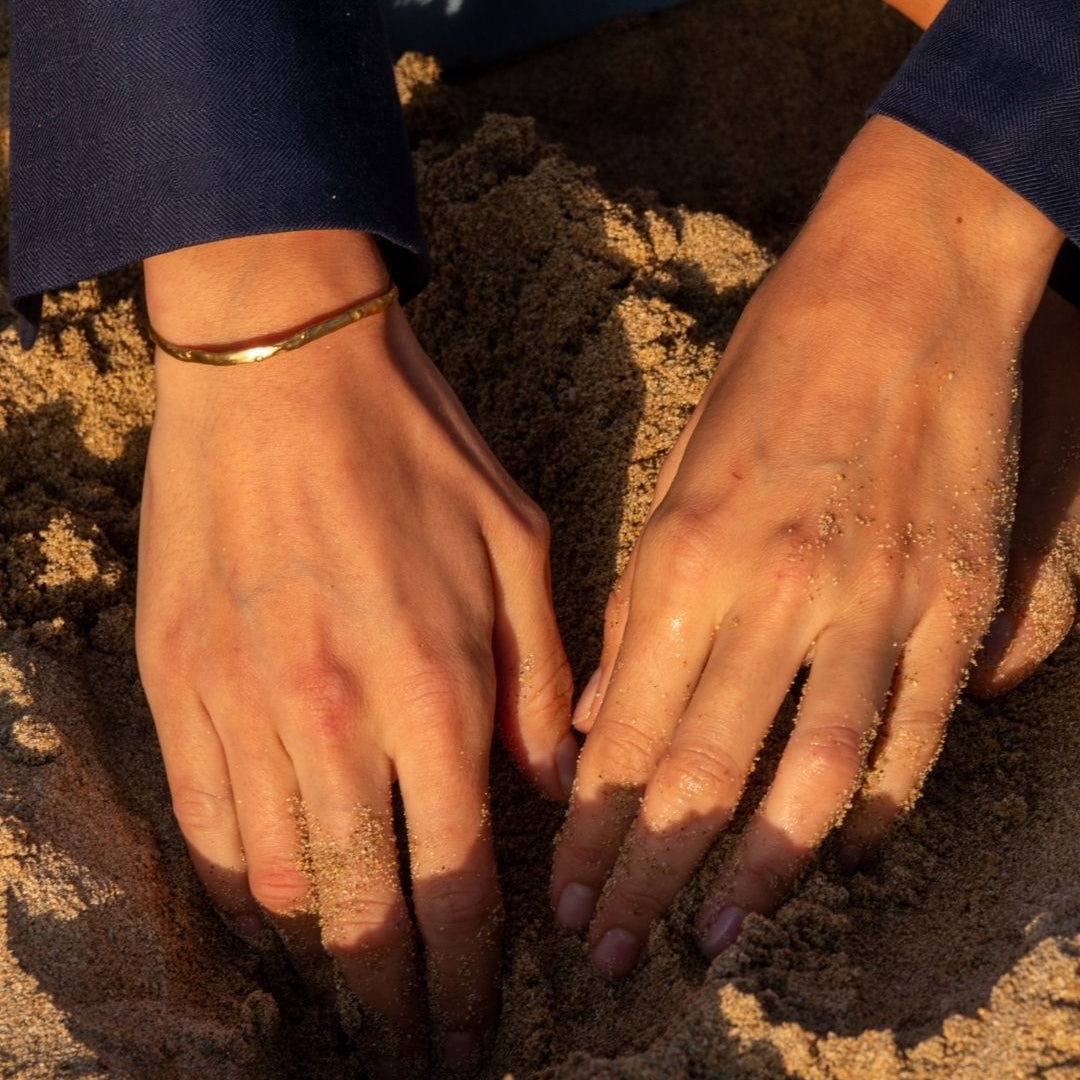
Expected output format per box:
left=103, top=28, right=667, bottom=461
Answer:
left=137, top=231, right=576, bottom=1075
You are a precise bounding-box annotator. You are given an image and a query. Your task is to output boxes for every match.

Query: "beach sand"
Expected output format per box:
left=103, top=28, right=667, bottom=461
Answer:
left=2, top=1, right=1079, bottom=1077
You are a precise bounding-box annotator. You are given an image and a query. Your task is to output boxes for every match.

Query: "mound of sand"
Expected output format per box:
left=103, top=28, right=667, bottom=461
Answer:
left=2, top=2, right=1078, bottom=1077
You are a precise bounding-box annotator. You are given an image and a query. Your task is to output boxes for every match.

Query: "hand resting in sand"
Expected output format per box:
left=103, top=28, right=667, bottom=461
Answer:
left=137, top=230, right=575, bottom=1074
left=551, top=115, right=1064, bottom=976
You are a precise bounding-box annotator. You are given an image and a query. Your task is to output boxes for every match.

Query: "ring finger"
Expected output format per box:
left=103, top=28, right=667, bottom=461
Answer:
left=696, top=618, right=903, bottom=956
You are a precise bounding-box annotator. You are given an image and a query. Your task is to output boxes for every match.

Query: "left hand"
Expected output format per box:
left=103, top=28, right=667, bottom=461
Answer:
left=550, top=116, right=1062, bottom=976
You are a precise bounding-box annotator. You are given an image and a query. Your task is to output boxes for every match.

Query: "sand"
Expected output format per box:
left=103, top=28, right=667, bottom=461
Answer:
left=2, top=1, right=1079, bottom=1077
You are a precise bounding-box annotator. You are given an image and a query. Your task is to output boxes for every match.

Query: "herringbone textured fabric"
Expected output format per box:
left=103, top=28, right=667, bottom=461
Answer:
left=11, top=0, right=1080, bottom=347
left=872, top=0, right=1080, bottom=291
left=9, top=0, right=427, bottom=348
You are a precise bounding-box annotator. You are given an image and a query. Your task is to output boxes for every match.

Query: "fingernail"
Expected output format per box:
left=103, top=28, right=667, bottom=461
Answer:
left=837, top=842, right=864, bottom=875
left=442, top=1029, right=482, bottom=1071
left=592, top=928, right=641, bottom=978
left=982, top=611, right=1015, bottom=667
left=703, top=906, right=745, bottom=959
left=556, top=882, right=598, bottom=929
left=555, top=733, right=579, bottom=799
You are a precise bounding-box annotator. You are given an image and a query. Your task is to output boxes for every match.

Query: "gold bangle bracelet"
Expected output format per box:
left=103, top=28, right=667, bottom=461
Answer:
left=147, top=283, right=399, bottom=366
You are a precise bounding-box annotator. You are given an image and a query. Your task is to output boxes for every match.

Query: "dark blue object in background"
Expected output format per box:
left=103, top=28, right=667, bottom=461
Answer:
left=377, top=0, right=690, bottom=68
left=10, top=0, right=1080, bottom=349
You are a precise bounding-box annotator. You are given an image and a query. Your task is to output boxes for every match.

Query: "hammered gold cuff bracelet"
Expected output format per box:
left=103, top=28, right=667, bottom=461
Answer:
left=148, top=283, right=399, bottom=366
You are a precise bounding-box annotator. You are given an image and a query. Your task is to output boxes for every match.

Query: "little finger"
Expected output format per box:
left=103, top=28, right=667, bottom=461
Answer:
left=838, top=611, right=977, bottom=865
left=490, top=528, right=576, bottom=801
left=572, top=550, right=638, bottom=736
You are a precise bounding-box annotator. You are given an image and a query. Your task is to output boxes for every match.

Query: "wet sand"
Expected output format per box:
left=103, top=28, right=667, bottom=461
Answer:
left=2, top=2, right=1079, bottom=1077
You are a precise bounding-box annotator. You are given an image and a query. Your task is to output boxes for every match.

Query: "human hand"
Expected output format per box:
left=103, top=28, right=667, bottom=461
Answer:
left=137, top=232, right=575, bottom=1074
left=551, top=116, right=1062, bottom=976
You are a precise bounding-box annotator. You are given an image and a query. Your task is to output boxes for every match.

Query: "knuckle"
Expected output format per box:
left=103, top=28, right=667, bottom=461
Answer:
left=641, top=505, right=716, bottom=583
left=790, top=722, right=868, bottom=783
left=422, top=874, right=500, bottom=938
left=322, top=897, right=408, bottom=958
left=607, top=876, right=666, bottom=921
left=641, top=505, right=718, bottom=586
left=136, top=618, right=194, bottom=685
left=515, top=497, right=551, bottom=549
left=281, top=656, right=356, bottom=739
left=659, top=741, right=746, bottom=803
left=592, top=714, right=661, bottom=777
left=858, top=554, right=909, bottom=603
left=171, top=785, right=232, bottom=836
left=558, top=832, right=610, bottom=876
left=520, top=654, right=573, bottom=719
left=393, top=640, right=495, bottom=744
left=248, top=863, right=311, bottom=915
left=398, top=661, right=469, bottom=724
left=500, top=496, right=552, bottom=564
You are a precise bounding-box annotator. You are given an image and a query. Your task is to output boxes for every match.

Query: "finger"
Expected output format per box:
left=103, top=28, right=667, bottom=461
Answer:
left=394, top=672, right=502, bottom=1074
left=572, top=553, right=637, bottom=736
left=969, top=545, right=1077, bottom=697
left=572, top=396, right=710, bottom=740
left=490, top=513, right=576, bottom=801
left=585, top=613, right=806, bottom=976
left=696, top=622, right=901, bottom=958
left=298, top=785, right=424, bottom=1068
left=970, top=288, right=1080, bottom=695
left=839, top=609, right=974, bottom=868
left=275, top=674, right=424, bottom=1061
left=216, top=714, right=327, bottom=989
left=551, top=566, right=716, bottom=932
left=150, top=691, right=264, bottom=942
left=573, top=403, right=708, bottom=740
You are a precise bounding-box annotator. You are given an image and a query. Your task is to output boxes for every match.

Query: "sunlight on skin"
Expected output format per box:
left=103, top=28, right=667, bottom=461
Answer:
left=140, top=230, right=574, bottom=1076
left=551, top=113, right=1063, bottom=979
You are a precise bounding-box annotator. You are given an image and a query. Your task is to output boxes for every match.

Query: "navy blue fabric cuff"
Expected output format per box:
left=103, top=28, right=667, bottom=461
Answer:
left=870, top=0, right=1080, bottom=253
left=10, top=0, right=428, bottom=349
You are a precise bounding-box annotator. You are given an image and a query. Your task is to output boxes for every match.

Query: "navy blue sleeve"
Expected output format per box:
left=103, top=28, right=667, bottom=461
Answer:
left=870, top=0, right=1080, bottom=302
left=9, top=0, right=428, bottom=350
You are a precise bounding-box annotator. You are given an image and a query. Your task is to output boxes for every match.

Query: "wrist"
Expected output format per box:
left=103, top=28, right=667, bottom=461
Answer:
left=797, top=116, right=1062, bottom=323
left=147, top=231, right=407, bottom=420
left=144, top=230, right=391, bottom=348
